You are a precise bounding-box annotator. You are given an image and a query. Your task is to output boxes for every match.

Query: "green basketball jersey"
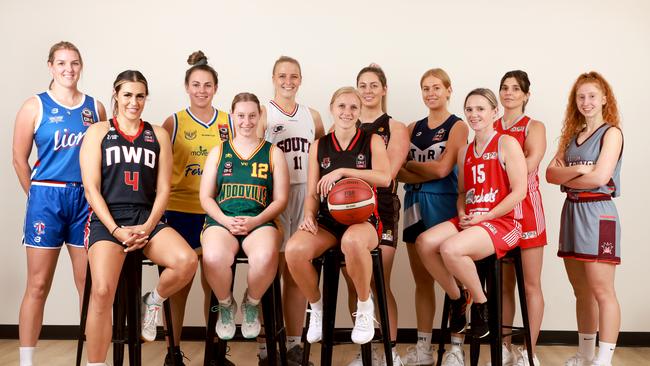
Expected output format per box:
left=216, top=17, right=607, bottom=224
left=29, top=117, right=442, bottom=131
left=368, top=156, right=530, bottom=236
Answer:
left=215, top=140, right=274, bottom=218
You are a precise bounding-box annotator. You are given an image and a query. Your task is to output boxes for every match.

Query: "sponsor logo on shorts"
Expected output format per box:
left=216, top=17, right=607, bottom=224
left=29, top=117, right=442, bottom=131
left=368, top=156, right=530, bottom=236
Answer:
left=184, top=130, right=197, bottom=140
left=521, top=231, right=538, bottom=239
left=321, top=157, right=331, bottom=169
left=81, top=107, right=95, bottom=126
left=381, top=229, right=393, bottom=242
left=144, top=130, right=154, bottom=143
left=482, top=222, right=497, bottom=234
left=356, top=154, right=367, bottom=168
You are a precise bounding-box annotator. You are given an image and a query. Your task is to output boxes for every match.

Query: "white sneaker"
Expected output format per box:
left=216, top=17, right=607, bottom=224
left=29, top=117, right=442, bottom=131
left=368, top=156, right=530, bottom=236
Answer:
left=441, top=348, right=465, bottom=366
left=216, top=298, right=237, bottom=340
left=589, top=361, right=610, bottom=366
left=514, top=348, right=540, bottom=366
left=565, top=354, right=591, bottom=366
left=403, top=340, right=434, bottom=365
left=485, top=343, right=515, bottom=365
left=347, top=345, right=382, bottom=366
left=351, top=308, right=377, bottom=344
left=377, top=349, right=405, bottom=366
left=306, top=307, right=323, bottom=343
left=240, top=296, right=261, bottom=339
left=140, top=292, right=161, bottom=342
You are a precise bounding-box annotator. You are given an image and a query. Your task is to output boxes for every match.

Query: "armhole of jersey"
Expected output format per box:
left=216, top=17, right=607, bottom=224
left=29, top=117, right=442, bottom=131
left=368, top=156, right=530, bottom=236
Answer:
left=497, top=135, right=507, bottom=170
left=34, top=95, right=43, bottom=133
left=171, top=113, right=179, bottom=144
left=524, top=117, right=531, bottom=137
left=93, top=97, right=100, bottom=122
left=228, top=114, right=235, bottom=139
left=269, top=144, right=274, bottom=173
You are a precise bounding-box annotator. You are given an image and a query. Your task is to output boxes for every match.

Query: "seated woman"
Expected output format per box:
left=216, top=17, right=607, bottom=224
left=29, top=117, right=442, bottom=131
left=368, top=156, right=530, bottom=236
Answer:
left=415, top=88, right=527, bottom=347
left=80, top=70, right=198, bottom=366
left=199, top=93, right=289, bottom=340
left=285, top=87, right=391, bottom=345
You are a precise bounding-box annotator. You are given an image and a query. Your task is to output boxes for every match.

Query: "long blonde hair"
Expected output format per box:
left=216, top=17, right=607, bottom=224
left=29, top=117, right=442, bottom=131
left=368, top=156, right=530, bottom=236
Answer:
left=47, top=41, right=82, bottom=89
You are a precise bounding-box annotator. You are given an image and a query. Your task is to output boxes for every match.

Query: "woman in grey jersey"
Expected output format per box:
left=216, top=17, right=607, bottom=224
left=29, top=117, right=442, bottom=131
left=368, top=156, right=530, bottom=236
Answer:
left=546, top=72, right=623, bottom=366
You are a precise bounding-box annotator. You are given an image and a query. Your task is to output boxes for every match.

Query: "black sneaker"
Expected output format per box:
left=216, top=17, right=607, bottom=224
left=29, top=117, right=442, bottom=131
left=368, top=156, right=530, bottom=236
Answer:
left=287, top=344, right=314, bottom=366
left=209, top=343, right=236, bottom=366
left=471, top=301, right=490, bottom=338
left=448, top=289, right=469, bottom=333
left=163, top=346, right=188, bottom=366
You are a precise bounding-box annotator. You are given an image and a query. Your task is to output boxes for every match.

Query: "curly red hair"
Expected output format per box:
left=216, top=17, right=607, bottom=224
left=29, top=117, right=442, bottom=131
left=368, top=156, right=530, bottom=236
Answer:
left=559, top=71, right=620, bottom=153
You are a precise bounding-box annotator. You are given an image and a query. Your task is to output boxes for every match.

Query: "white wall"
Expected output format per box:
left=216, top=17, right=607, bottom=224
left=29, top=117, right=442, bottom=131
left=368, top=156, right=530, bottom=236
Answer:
left=1, top=0, right=649, bottom=332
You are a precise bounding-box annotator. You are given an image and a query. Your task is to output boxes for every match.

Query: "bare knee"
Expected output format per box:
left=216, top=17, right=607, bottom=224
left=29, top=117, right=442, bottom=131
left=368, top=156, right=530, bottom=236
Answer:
left=202, top=248, right=234, bottom=269
left=90, top=283, right=116, bottom=312
left=440, top=240, right=461, bottom=262
left=26, top=277, right=52, bottom=302
left=340, top=232, right=369, bottom=258
left=590, top=283, right=617, bottom=304
left=248, top=249, right=277, bottom=273
left=285, top=241, right=312, bottom=266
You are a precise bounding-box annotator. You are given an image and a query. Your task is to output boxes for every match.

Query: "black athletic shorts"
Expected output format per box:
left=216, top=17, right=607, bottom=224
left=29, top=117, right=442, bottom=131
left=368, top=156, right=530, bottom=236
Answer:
left=86, top=206, right=168, bottom=248
left=317, top=211, right=380, bottom=241
left=376, top=194, right=400, bottom=248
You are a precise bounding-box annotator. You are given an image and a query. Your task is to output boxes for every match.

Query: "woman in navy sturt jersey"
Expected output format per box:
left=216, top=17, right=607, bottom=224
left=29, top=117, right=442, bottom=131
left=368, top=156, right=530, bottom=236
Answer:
left=200, top=93, right=289, bottom=342
left=12, top=41, right=106, bottom=366
left=285, top=87, right=391, bottom=346
left=343, top=65, right=409, bottom=366
left=546, top=72, right=623, bottom=366
left=80, top=70, right=198, bottom=366
left=397, top=68, right=469, bottom=366
left=415, top=88, right=527, bottom=348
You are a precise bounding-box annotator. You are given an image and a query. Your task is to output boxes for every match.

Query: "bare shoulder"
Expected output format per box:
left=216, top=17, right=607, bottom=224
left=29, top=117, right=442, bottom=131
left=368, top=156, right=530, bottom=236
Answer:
left=152, top=124, right=170, bottom=140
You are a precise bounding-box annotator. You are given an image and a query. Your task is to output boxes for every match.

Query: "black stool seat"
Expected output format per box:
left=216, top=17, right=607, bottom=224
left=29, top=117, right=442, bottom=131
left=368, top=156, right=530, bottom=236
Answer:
left=204, top=250, right=287, bottom=366
left=76, top=250, right=177, bottom=366
left=302, top=247, right=393, bottom=366
left=436, top=246, right=535, bottom=366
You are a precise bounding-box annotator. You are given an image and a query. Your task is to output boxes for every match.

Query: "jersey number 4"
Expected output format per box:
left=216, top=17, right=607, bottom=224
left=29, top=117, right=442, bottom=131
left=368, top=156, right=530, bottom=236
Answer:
left=124, top=171, right=140, bottom=191
left=471, top=164, right=486, bottom=184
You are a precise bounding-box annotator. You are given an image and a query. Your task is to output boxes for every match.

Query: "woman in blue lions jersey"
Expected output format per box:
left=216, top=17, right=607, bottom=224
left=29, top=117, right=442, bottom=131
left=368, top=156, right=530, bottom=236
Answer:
left=12, top=41, right=106, bottom=366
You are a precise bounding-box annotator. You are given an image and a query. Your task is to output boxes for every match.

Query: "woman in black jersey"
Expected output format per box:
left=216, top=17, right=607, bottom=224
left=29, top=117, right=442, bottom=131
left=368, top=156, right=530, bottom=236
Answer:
left=80, top=71, right=198, bottom=366
left=285, top=87, right=391, bottom=346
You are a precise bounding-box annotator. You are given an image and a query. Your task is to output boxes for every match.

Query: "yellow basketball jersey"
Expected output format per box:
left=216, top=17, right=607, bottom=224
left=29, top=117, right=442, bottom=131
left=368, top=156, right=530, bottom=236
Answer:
left=168, top=107, right=233, bottom=213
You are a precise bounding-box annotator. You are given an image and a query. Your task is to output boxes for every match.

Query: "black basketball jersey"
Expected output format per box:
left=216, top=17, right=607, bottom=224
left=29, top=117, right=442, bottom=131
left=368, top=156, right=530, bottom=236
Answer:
left=101, top=118, right=160, bottom=208
left=357, top=113, right=396, bottom=195
left=317, top=129, right=373, bottom=216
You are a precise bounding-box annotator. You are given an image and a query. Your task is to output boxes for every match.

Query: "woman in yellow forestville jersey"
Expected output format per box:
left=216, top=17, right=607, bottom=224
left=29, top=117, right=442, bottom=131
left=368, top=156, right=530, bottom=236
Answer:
left=161, top=51, right=234, bottom=366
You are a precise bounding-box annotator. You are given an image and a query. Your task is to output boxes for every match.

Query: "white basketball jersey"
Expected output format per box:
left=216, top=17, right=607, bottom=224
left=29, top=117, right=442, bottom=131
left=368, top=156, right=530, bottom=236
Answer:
left=264, top=100, right=315, bottom=184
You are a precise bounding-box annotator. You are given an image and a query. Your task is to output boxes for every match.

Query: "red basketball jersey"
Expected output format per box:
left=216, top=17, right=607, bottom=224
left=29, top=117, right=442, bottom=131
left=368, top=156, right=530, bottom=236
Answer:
left=463, top=133, right=519, bottom=220
left=495, top=116, right=539, bottom=191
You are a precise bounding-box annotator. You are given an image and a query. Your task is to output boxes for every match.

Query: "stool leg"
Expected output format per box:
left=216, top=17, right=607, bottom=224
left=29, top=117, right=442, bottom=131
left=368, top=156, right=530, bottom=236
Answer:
left=361, top=343, right=373, bottom=366
left=113, top=268, right=127, bottom=366
left=126, top=254, right=142, bottom=366
left=76, top=263, right=92, bottom=366
left=157, top=266, right=176, bottom=366
left=302, top=259, right=323, bottom=366
left=273, top=273, right=288, bottom=366
left=487, top=257, right=503, bottom=366
left=320, top=252, right=340, bottom=366
left=204, top=292, right=219, bottom=366
left=513, top=248, right=535, bottom=366
left=372, top=249, right=393, bottom=366
left=470, top=260, right=489, bottom=366
left=262, top=278, right=278, bottom=366
left=436, top=296, right=451, bottom=366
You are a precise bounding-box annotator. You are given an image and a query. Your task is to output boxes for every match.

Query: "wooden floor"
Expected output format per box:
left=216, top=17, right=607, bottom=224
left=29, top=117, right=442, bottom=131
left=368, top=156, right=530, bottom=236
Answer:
left=0, top=340, right=647, bottom=365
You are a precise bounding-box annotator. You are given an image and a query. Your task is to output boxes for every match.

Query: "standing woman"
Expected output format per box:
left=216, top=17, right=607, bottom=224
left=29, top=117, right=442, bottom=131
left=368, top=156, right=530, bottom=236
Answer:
left=397, top=68, right=469, bottom=366
left=493, top=70, right=547, bottom=366
left=415, top=88, right=527, bottom=365
left=12, top=41, right=106, bottom=366
left=80, top=70, right=198, bottom=366
left=285, top=87, right=391, bottom=346
left=200, top=93, right=289, bottom=341
left=257, top=56, right=324, bottom=365
left=343, top=65, right=409, bottom=366
left=546, top=72, right=622, bottom=366
left=161, top=50, right=234, bottom=366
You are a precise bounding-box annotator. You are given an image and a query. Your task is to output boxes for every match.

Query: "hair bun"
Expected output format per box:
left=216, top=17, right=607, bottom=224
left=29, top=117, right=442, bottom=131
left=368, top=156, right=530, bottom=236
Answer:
left=187, top=50, right=208, bottom=66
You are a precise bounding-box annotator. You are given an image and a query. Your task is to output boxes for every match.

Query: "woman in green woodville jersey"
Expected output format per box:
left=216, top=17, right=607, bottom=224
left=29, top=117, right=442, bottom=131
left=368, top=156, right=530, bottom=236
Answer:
left=200, top=93, right=289, bottom=341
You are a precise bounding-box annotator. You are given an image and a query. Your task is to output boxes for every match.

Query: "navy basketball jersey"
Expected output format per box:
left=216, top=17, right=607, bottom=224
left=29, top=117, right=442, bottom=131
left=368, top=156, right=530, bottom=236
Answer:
left=32, top=91, right=99, bottom=182
left=357, top=113, right=396, bottom=195
left=405, top=114, right=462, bottom=194
left=101, top=119, right=160, bottom=208
left=317, top=129, right=373, bottom=215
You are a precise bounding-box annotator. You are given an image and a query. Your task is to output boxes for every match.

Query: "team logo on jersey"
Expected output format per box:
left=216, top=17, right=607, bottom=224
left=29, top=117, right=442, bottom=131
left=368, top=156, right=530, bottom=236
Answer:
left=416, top=131, right=422, bottom=137
left=218, top=124, right=230, bottom=141
left=433, top=128, right=446, bottom=142
left=465, top=188, right=499, bottom=204
left=33, top=221, right=46, bottom=235
left=223, top=161, right=233, bottom=176
left=321, top=157, right=331, bottom=169
left=272, top=124, right=285, bottom=134
left=144, top=130, right=154, bottom=143
left=81, top=107, right=94, bottom=126
left=184, top=130, right=197, bottom=140
left=356, top=154, right=367, bottom=168
left=482, top=152, right=498, bottom=160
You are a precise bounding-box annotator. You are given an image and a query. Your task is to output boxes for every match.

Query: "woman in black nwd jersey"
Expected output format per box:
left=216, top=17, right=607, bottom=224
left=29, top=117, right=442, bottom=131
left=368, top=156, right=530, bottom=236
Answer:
left=200, top=93, right=289, bottom=341
left=80, top=71, right=198, bottom=366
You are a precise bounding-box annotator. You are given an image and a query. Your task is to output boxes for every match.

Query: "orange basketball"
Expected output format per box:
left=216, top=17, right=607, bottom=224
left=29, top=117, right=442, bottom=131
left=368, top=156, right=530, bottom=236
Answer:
left=327, top=178, right=376, bottom=225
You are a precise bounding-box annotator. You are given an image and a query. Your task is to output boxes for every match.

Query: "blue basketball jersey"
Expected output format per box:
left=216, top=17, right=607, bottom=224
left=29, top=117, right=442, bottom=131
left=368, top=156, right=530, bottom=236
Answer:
left=405, top=114, right=461, bottom=194
left=31, top=91, right=99, bottom=182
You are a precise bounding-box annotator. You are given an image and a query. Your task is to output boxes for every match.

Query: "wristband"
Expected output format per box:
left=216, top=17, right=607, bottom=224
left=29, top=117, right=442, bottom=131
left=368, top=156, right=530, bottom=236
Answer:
left=111, top=226, right=120, bottom=236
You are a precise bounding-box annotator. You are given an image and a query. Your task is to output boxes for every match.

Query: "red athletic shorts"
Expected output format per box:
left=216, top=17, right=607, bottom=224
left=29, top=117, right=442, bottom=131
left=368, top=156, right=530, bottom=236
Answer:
left=517, top=189, right=547, bottom=249
left=449, top=216, right=522, bottom=259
